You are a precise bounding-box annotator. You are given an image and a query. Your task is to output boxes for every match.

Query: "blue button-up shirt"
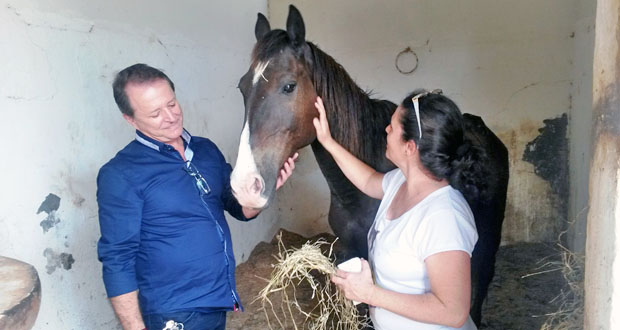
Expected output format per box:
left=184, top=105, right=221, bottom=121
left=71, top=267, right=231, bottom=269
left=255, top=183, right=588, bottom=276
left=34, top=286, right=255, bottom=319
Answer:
left=97, top=129, right=250, bottom=315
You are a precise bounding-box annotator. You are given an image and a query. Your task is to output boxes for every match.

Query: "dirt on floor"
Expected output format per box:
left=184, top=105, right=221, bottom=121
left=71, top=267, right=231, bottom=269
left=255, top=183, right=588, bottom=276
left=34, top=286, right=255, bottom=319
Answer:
left=227, top=229, right=571, bottom=330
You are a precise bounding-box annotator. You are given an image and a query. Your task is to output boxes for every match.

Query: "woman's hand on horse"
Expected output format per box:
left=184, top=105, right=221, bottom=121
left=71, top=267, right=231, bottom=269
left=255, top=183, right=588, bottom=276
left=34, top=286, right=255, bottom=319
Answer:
left=313, top=96, right=336, bottom=148
left=275, top=152, right=299, bottom=190
left=331, top=258, right=376, bottom=304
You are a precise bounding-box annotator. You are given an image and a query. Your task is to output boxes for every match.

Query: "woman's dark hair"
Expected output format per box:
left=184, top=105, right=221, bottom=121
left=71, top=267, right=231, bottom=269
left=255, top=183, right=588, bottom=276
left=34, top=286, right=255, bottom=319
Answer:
left=112, top=63, right=175, bottom=117
left=400, top=89, right=488, bottom=205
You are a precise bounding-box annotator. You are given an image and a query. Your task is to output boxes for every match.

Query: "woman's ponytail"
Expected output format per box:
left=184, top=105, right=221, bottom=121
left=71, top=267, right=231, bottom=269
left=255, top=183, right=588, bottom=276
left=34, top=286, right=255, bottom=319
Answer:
left=449, top=139, right=489, bottom=208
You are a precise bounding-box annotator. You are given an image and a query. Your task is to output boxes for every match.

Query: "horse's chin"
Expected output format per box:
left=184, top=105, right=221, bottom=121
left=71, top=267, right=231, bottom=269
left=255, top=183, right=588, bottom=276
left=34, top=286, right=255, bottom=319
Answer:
left=232, top=190, right=270, bottom=210
left=230, top=167, right=275, bottom=210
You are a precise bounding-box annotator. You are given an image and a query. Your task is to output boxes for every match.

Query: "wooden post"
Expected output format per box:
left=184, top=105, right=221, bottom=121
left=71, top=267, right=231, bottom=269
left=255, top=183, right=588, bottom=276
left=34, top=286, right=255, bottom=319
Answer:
left=585, top=0, right=620, bottom=328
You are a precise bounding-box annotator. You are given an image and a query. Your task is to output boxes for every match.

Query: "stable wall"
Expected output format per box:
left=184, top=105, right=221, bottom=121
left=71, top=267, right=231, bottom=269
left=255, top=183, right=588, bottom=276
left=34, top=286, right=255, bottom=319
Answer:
left=269, top=0, right=590, bottom=245
left=0, top=1, right=597, bottom=328
left=0, top=1, right=272, bottom=328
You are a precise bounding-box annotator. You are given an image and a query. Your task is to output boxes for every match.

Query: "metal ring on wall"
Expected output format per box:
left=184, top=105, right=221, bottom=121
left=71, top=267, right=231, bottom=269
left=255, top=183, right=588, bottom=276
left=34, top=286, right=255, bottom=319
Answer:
left=395, top=47, right=419, bottom=75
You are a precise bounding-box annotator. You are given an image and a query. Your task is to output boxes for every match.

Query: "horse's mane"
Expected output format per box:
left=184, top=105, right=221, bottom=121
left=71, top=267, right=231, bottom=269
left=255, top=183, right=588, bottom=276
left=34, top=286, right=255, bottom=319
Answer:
left=307, top=42, right=396, bottom=169
left=252, top=30, right=396, bottom=170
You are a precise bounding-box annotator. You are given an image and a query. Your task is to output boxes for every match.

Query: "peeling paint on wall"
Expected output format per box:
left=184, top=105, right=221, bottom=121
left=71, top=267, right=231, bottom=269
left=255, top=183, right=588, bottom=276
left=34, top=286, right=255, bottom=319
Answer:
left=37, top=193, right=61, bottom=233
left=523, top=113, right=569, bottom=226
left=43, top=248, right=74, bottom=274
left=36, top=193, right=60, bottom=214
left=495, top=119, right=564, bottom=244
left=522, top=114, right=569, bottom=244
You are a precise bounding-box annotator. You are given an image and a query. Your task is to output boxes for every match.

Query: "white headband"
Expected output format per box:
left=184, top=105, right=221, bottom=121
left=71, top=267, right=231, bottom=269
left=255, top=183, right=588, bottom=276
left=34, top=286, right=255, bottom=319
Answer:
left=410, top=89, right=443, bottom=140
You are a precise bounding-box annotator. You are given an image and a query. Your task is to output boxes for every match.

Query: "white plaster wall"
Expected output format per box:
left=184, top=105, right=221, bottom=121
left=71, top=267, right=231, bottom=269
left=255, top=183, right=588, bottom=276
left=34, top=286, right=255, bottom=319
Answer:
left=0, top=0, right=272, bottom=328
left=268, top=0, right=584, bottom=244
left=0, top=1, right=595, bottom=328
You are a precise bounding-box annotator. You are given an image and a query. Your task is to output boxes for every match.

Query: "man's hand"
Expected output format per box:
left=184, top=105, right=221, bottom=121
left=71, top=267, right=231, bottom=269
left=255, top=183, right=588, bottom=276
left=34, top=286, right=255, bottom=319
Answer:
left=276, top=152, right=299, bottom=190
left=242, top=153, right=299, bottom=219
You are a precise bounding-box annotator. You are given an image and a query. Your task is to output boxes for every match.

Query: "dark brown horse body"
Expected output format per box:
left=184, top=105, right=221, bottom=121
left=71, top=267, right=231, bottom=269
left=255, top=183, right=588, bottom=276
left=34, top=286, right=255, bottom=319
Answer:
left=230, top=6, right=509, bottom=326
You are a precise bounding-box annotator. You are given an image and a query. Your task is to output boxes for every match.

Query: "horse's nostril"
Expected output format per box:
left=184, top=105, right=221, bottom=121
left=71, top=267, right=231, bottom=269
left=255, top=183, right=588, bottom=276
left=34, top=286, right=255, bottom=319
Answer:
left=250, top=177, right=262, bottom=195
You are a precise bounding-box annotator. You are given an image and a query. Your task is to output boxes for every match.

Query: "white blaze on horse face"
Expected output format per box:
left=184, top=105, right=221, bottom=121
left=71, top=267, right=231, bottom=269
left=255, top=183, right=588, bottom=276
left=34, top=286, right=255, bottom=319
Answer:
left=252, top=60, right=270, bottom=85
left=231, top=121, right=268, bottom=209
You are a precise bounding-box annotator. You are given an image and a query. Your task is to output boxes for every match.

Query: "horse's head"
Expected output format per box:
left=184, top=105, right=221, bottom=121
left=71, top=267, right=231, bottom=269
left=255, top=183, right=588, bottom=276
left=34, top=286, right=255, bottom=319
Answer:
left=231, top=5, right=317, bottom=209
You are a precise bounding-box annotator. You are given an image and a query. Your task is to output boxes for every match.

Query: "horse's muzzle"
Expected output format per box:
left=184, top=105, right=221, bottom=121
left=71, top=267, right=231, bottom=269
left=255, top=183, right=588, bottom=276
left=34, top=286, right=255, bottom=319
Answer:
left=231, top=173, right=268, bottom=210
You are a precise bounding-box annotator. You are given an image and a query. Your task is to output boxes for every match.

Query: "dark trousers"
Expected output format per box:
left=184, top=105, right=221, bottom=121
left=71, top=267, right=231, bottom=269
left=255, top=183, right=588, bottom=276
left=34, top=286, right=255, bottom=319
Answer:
left=143, top=311, right=226, bottom=330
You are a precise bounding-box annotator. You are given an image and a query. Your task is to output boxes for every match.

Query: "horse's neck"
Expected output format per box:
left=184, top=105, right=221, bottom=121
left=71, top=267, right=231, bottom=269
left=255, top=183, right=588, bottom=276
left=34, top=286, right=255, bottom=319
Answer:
left=311, top=98, right=394, bottom=207
left=310, top=140, right=362, bottom=206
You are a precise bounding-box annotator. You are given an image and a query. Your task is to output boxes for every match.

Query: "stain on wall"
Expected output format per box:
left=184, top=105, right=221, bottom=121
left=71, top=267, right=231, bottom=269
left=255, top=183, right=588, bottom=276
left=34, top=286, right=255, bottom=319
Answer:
left=523, top=113, right=569, bottom=228
left=37, top=193, right=60, bottom=214
left=43, top=248, right=74, bottom=274
left=73, top=196, right=85, bottom=207
left=496, top=118, right=566, bottom=244
left=37, top=193, right=61, bottom=233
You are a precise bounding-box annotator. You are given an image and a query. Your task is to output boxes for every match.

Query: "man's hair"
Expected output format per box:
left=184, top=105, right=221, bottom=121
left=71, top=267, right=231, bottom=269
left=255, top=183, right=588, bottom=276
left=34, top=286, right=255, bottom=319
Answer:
left=112, top=63, right=175, bottom=117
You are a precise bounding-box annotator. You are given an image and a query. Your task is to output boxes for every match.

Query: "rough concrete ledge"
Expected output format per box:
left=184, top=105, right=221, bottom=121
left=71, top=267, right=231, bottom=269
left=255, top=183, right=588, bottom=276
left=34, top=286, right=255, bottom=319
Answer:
left=0, top=256, right=41, bottom=330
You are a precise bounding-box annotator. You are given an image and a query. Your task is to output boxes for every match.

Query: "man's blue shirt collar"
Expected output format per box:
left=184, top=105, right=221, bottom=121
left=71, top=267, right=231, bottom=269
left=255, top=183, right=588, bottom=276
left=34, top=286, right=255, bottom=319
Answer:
left=135, top=129, right=194, bottom=161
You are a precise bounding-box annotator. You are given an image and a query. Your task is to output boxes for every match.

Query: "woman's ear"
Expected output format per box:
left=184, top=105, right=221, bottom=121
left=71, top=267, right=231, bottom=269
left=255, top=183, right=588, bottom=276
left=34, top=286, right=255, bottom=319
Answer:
left=405, top=140, right=417, bottom=155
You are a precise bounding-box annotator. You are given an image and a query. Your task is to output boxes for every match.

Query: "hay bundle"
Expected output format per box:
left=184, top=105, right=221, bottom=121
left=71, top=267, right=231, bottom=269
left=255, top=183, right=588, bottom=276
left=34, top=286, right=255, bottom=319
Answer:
left=539, top=244, right=584, bottom=330
left=255, top=233, right=368, bottom=330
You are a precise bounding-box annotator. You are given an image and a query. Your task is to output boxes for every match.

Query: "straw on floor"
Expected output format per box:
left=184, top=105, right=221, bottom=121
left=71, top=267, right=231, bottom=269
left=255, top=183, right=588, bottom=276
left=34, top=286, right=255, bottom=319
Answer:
left=254, top=233, right=369, bottom=330
left=539, top=243, right=584, bottom=330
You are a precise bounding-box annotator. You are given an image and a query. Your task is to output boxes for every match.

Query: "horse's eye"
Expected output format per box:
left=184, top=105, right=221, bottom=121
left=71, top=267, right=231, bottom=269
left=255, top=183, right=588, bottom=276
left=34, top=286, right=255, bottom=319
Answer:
left=283, top=83, right=297, bottom=94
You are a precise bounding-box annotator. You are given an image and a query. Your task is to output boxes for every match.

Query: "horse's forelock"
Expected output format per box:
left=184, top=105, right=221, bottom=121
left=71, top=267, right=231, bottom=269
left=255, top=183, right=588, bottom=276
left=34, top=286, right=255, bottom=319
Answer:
left=251, top=30, right=292, bottom=64
left=251, top=29, right=313, bottom=69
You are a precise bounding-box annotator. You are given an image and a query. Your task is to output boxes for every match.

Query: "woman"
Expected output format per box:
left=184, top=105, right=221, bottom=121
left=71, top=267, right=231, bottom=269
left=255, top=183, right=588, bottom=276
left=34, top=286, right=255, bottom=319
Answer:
left=313, top=90, right=483, bottom=329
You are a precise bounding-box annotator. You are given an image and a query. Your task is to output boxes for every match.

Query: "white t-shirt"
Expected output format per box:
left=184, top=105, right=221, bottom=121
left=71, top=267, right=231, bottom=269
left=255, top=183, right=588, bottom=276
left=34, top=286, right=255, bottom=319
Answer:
left=367, top=169, right=479, bottom=330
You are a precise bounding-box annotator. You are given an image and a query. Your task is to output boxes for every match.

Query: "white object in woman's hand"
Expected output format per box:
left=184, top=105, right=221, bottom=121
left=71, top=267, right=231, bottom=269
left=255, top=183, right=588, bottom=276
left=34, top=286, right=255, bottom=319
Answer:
left=338, top=257, right=362, bottom=272
left=332, top=258, right=374, bottom=305
left=337, top=257, right=363, bottom=305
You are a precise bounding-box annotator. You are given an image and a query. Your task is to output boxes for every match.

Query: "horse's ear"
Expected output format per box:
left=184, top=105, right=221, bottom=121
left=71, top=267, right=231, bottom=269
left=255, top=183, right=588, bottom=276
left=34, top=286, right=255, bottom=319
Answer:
left=286, top=5, right=306, bottom=46
left=255, top=13, right=271, bottom=41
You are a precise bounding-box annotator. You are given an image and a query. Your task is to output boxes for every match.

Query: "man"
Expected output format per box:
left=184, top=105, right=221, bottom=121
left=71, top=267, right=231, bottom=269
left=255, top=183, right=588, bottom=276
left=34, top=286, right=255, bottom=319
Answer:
left=97, top=63, right=296, bottom=330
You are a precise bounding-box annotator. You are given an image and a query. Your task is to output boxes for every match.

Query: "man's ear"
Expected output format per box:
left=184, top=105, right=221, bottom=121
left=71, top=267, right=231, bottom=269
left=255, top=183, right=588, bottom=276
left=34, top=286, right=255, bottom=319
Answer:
left=123, top=114, right=139, bottom=130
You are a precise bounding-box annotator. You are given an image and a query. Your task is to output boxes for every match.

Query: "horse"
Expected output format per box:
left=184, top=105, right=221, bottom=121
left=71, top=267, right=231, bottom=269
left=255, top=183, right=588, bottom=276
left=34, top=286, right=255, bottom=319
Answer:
left=230, top=5, right=509, bottom=326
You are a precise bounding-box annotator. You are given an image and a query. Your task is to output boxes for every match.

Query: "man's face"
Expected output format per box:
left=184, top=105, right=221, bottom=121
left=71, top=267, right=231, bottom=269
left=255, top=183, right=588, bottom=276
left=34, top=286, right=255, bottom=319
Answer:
left=123, top=79, right=183, bottom=144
